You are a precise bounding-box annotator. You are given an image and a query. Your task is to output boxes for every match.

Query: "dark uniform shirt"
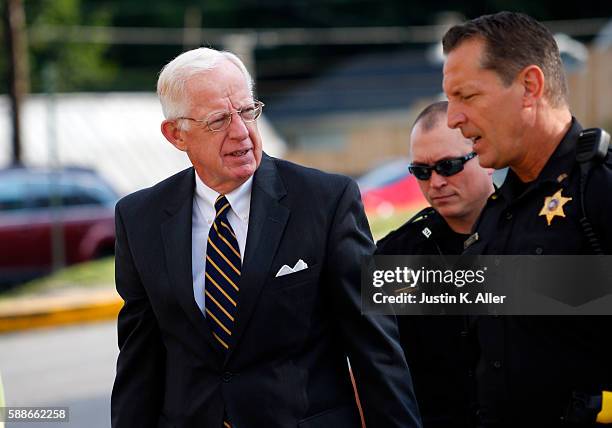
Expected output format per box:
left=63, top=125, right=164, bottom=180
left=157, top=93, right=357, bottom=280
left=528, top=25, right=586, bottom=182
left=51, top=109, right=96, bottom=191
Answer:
left=464, top=119, right=612, bottom=427
left=377, top=207, right=476, bottom=428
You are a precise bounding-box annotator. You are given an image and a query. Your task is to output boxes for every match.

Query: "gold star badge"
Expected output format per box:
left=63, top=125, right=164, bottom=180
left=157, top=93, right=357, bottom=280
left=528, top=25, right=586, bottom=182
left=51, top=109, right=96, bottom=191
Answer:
left=539, top=189, right=572, bottom=226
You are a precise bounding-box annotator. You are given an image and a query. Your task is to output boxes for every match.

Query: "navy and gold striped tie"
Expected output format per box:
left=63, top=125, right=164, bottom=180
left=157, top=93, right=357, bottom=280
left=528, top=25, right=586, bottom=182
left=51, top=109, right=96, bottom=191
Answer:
left=205, top=194, right=241, bottom=351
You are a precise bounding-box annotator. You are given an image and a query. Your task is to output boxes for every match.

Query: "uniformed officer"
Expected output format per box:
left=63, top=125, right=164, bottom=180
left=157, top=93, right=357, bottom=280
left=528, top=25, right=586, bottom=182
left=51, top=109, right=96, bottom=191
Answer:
left=377, top=101, right=494, bottom=427
left=443, top=12, right=612, bottom=427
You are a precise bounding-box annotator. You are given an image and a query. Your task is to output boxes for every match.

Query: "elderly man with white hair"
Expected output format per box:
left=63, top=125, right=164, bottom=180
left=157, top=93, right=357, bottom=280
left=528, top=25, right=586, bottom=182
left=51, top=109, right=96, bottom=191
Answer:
left=111, top=47, right=421, bottom=428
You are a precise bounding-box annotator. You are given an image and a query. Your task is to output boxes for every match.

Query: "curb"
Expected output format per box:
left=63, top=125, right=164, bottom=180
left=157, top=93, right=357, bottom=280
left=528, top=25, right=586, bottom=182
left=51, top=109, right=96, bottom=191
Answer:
left=0, top=287, right=121, bottom=333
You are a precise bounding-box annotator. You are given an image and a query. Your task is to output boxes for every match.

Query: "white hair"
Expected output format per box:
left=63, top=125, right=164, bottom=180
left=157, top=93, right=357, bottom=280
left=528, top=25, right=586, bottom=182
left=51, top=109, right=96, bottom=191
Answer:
left=156, top=47, right=253, bottom=122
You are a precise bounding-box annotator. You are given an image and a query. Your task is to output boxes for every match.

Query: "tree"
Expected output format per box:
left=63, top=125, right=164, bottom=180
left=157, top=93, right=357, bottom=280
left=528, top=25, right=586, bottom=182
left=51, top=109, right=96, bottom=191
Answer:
left=26, top=0, right=116, bottom=92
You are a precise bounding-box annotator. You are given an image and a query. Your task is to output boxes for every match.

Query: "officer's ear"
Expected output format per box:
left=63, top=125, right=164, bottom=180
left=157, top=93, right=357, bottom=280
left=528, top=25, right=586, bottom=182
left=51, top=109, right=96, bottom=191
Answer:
left=519, top=65, right=545, bottom=108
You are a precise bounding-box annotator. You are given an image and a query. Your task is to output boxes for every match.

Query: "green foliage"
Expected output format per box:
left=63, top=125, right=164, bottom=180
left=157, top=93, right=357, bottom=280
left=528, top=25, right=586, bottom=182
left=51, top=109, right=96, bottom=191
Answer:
left=1, top=0, right=607, bottom=94
left=26, top=0, right=117, bottom=92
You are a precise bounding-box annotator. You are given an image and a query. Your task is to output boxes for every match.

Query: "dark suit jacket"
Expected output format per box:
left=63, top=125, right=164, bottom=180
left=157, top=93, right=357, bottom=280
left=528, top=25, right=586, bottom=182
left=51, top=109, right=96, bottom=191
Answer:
left=111, top=154, right=421, bottom=428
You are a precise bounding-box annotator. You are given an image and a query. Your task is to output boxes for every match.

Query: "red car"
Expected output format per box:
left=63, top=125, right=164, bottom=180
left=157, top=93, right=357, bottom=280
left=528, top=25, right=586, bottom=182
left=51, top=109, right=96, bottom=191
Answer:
left=358, top=158, right=427, bottom=218
left=0, top=166, right=118, bottom=288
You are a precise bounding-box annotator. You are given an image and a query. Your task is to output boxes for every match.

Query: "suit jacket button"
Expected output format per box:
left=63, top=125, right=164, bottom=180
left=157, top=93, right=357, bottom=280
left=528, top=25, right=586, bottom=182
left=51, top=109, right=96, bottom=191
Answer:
left=222, top=372, right=233, bottom=382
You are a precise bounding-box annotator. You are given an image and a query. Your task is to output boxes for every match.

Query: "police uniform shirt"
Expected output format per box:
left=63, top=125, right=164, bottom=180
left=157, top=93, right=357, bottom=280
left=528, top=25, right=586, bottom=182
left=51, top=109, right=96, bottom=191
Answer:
left=377, top=208, right=476, bottom=428
left=464, top=118, right=612, bottom=427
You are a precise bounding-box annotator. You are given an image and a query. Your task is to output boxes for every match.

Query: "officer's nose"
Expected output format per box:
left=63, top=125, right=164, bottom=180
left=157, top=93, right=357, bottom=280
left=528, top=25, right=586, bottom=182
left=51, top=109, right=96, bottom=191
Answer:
left=429, top=170, right=447, bottom=189
left=447, top=101, right=467, bottom=130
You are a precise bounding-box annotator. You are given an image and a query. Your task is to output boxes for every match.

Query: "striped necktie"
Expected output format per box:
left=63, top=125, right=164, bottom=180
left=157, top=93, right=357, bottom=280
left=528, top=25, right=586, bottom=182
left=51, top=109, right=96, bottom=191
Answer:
left=204, top=194, right=241, bottom=351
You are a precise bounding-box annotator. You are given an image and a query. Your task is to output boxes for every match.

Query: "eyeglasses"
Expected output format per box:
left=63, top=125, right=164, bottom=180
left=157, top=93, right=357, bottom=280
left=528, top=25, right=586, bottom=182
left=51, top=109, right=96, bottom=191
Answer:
left=408, top=152, right=477, bottom=180
left=178, top=100, right=265, bottom=132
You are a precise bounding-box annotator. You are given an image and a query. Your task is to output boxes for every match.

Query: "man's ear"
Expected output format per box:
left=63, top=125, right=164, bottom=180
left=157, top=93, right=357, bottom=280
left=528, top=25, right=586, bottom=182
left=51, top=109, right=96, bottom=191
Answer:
left=519, top=65, right=545, bottom=108
left=161, top=119, right=187, bottom=151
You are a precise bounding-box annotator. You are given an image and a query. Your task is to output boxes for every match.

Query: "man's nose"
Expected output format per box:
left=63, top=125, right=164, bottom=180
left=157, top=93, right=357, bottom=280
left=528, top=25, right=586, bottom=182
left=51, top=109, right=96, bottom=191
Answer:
left=429, top=170, right=447, bottom=189
left=227, top=112, right=249, bottom=139
left=447, top=102, right=467, bottom=130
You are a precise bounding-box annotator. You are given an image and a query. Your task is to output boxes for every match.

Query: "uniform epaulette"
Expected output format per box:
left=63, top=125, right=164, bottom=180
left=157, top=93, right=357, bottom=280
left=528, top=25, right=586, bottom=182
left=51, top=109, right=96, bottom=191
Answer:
left=376, top=206, right=436, bottom=249
left=407, top=206, right=437, bottom=224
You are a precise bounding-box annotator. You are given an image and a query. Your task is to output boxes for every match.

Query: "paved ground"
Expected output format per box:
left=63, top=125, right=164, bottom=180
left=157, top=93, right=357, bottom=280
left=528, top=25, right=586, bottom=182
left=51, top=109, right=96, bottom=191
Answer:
left=0, top=321, right=117, bottom=427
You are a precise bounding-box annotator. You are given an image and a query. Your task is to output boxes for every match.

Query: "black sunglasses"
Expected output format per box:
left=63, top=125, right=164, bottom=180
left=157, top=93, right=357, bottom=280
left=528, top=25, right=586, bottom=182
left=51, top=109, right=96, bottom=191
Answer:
left=408, top=152, right=477, bottom=180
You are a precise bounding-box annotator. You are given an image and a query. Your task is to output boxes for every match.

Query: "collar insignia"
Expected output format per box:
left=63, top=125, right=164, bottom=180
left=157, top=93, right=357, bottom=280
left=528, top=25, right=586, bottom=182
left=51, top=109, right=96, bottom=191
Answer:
left=464, top=232, right=479, bottom=249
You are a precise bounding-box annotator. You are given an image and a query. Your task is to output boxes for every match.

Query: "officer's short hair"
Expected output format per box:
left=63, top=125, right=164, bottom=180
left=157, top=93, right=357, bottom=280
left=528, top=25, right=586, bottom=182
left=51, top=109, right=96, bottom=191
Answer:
left=442, top=11, right=568, bottom=108
left=413, top=101, right=448, bottom=132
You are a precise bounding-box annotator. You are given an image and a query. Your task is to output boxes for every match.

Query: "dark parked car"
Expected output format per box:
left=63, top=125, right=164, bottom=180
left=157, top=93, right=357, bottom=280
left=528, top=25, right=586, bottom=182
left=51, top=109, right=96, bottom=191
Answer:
left=0, top=166, right=118, bottom=287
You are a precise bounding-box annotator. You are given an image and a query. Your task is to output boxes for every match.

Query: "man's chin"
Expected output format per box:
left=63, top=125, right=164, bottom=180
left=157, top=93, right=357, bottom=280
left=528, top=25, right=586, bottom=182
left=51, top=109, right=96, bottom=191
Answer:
left=434, top=204, right=462, bottom=220
left=476, top=154, right=494, bottom=169
left=476, top=152, right=502, bottom=170
left=230, top=163, right=257, bottom=180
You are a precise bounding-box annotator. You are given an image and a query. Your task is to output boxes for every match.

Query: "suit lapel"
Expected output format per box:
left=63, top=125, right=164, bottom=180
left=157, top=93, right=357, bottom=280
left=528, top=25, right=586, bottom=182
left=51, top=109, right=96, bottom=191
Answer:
left=226, top=155, right=289, bottom=360
left=160, top=168, right=223, bottom=362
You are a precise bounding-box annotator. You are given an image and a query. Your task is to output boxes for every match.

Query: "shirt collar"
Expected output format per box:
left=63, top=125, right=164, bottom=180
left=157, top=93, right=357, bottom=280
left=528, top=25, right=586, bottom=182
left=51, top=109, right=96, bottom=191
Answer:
left=532, top=116, right=582, bottom=185
left=498, top=117, right=582, bottom=201
left=194, top=173, right=253, bottom=221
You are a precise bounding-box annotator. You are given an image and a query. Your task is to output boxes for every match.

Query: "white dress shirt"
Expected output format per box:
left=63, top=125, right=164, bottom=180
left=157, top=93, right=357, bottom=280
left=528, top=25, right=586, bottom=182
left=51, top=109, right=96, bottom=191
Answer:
left=192, top=173, right=252, bottom=315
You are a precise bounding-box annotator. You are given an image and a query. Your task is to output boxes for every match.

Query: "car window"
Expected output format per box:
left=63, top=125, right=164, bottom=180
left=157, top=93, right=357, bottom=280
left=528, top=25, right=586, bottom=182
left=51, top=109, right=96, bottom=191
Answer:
left=29, top=179, right=114, bottom=208
left=0, top=176, right=28, bottom=211
left=357, top=159, right=410, bottom=192
left=0, top=169, right=118, bottom=213
left=68, top=176, right=117, bottom=205
left=60, top=183, right=110, bottom=207
left=27, top=176, right=67, bottom=209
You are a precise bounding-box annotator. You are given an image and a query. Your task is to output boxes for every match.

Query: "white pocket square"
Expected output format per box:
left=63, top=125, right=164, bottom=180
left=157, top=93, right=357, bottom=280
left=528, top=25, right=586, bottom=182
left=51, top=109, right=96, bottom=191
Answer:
left=275, top=259, right=309, bottom=277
